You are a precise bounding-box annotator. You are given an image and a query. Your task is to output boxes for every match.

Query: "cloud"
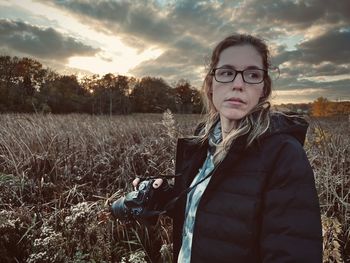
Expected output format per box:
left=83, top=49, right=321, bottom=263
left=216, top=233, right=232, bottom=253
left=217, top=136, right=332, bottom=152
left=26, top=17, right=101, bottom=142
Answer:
left=44, top=0, right=236, bottom=53
left=48, top=0, right=177, bottom=48
left=275, top=28, right=350, bottom=65
left=3, top=0, right=349, bottom=102
left=281, top=63, right=350, bottom=78
left=273, top=78, right=350, bottom=104
left=45, top=0, right=220, bottom=85
left=309, top=63, right=350, bottom=77
left=130, top=49, right=205, bottom=86
left=238, top=0, right=350, bottom=30
left=0, top=19, right=99, bottom=61
left=271, top=27, right=350, bottom=96
left=298, top=28, right=350, bottom=64
left=241, top=0, right=324, bottom=29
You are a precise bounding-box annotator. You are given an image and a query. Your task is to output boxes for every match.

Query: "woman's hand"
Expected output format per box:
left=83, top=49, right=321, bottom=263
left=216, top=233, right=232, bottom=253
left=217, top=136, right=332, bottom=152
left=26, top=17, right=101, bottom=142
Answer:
left=132, top=178, right=164, bottom=190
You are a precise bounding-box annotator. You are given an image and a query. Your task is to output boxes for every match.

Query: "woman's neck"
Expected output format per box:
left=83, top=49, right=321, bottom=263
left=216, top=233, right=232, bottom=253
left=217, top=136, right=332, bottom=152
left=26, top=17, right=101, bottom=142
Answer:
left=220, top=116, right=237, bottom=140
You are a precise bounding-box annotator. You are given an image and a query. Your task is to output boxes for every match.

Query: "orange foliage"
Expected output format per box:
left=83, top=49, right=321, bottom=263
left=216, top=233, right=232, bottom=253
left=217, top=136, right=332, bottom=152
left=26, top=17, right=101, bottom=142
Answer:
left=311, top=97, right=350, bottom=117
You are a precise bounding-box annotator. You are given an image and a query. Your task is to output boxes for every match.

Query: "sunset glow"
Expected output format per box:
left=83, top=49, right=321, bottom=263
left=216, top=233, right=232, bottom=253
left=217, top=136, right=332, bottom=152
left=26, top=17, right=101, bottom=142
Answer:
left=1, top=0, right=349, bottom=103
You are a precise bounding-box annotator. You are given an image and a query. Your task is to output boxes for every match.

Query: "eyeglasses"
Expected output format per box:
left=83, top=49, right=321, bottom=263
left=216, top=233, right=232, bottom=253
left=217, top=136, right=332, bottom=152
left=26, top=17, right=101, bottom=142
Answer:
left=211, top=67, right=267, bottom=84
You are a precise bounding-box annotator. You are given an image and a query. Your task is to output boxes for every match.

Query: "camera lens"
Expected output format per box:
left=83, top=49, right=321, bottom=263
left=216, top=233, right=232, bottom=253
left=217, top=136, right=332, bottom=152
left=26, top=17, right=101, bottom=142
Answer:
left=111, top=197, right=129, bottom=220
left=138, top=181, right=147, bottom=191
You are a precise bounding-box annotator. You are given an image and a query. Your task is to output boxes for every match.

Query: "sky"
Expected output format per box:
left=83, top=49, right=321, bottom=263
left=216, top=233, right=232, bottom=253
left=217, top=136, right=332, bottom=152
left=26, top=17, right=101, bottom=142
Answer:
left=0, top=0, right=349, bottom=104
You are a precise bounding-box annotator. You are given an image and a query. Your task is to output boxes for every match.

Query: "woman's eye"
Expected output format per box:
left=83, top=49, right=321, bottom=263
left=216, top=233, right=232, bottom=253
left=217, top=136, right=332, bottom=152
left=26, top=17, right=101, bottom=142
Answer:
left=246, top=71, right=261, bottom=79
left=217, top=69, right=234, bottom=76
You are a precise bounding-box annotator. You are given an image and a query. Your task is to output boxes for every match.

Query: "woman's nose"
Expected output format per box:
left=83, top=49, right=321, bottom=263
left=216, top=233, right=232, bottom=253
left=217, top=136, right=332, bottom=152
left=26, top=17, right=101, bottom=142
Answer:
left=231, top=72, right=245, bottom=90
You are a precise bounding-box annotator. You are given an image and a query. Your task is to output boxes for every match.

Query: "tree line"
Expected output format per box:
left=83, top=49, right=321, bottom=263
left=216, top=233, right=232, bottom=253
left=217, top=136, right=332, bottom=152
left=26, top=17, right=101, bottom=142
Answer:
left=311, top=97, right=350, bottom=117
left=278, top=98, right=350, bottom=117
left=0, top=55, right=203, bottom=114
left=1, top=55, right=349, bottom=116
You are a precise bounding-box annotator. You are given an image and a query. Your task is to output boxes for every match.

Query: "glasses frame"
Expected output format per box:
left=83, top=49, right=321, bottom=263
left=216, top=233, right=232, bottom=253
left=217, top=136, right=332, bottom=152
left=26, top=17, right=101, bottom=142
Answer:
left=210, top=67, right=268, bottom=84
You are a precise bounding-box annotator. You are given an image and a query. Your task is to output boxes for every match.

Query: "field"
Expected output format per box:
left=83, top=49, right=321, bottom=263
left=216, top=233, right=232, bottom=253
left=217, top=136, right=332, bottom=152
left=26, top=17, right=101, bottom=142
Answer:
left=0, top=113, right=349, bottom=262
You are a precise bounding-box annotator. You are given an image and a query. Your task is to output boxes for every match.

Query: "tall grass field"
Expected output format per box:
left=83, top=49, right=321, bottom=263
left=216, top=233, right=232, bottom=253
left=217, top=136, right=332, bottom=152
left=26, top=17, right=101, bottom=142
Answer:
left=0, top=113, right=349, bottom=262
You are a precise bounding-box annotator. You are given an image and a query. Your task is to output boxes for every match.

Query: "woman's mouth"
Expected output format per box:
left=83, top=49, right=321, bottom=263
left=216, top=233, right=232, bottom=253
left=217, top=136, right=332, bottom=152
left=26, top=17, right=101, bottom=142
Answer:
left=225, top=97, right=246, bottom=105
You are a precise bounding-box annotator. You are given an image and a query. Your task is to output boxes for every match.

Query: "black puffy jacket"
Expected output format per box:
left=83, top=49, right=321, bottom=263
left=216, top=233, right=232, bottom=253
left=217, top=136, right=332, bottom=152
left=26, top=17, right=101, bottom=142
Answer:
left=169, top=113, right=323, bottom=263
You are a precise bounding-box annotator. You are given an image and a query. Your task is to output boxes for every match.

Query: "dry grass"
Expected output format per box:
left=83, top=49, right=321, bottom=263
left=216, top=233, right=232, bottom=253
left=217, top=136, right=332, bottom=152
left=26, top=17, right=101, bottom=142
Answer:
left=0, top=113, right=198, bottom=263
left=0, top=113, right=348, bottom=262
left=307, top=117, right=350, bottom=263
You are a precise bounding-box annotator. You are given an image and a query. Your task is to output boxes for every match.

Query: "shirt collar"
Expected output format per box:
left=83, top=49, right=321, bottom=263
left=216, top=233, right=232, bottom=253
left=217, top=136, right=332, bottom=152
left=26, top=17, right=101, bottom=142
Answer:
left=208, top=120, right=222, bottom=155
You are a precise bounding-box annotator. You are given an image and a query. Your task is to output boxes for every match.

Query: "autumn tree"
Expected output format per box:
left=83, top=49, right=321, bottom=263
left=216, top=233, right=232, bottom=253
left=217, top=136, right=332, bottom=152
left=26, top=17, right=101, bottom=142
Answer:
left=130, top=77, right=176, bottom=113
left=174, top=79, right=203, bottom=113
left=312, top=97, right=330, bottom=117
left=311, top=97, right=350, bottom=117
left=191, top=88, right=203, bottom=113
left=0, top=56, right=47, bottom=112
left=0, top=56, right=15, bottom=111
left=80, top=74, right=100, bottom=114
left=86, top=73, right=132, bottom=115
left=114, top=74, right=132, bottom=114
left=40, top=75, right=89, bottom=113
left=335, top=101, right=350, bottom=115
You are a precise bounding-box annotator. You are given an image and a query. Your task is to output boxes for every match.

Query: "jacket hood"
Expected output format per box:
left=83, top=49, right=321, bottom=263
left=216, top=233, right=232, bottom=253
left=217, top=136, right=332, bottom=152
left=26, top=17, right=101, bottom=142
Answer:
left=191, top=112, right=309, bottom=149
left=264, top=112, right=309, bottom=145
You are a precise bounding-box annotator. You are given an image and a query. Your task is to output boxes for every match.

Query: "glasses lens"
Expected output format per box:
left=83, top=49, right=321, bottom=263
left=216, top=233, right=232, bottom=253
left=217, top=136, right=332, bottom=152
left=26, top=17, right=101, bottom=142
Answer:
left=215, top=68, right=235, bottom=82
left=243, top=69, right=264, bottom=83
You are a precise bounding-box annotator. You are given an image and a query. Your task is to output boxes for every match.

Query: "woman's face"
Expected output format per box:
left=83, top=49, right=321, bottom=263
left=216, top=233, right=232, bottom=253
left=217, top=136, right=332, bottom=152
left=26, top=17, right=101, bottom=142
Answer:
left=211, top=45, right=264, bottom=128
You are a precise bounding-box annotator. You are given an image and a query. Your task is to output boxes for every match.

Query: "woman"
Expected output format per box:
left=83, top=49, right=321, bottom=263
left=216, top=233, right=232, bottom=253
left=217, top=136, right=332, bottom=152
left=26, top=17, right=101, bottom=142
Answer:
left=134, top=34, right=323, bottom=262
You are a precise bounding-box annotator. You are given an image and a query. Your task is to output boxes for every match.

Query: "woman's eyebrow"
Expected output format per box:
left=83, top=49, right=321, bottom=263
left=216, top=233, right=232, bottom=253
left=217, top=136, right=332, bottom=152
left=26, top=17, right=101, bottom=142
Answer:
left=218, top=64, right=262, bottom=69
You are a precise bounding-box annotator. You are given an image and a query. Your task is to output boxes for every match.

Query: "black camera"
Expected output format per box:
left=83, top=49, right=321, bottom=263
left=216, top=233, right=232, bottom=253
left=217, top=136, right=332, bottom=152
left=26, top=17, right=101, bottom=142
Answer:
left=111, top=179, right=171, bottom=224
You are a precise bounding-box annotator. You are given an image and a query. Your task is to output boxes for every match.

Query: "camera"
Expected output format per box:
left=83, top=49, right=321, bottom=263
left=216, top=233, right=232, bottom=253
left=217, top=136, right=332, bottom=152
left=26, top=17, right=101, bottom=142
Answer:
left=111, top=179, right=171, bottom=224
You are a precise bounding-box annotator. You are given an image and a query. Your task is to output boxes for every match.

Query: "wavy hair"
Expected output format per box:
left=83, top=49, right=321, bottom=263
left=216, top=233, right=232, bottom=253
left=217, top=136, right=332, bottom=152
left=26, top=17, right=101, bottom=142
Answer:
left=197, top=34, right=273, bottom=164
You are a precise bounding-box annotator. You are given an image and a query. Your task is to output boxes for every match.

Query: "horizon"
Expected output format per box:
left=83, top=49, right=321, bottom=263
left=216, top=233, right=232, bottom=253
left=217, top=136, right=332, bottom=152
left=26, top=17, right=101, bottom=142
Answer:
left=1, top=0, right=349, bottom=104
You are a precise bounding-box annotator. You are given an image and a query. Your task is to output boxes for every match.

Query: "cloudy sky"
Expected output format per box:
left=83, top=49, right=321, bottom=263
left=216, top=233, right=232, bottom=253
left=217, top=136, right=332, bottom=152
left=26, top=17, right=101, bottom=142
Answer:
left=1, top=0, right=349, bottom=104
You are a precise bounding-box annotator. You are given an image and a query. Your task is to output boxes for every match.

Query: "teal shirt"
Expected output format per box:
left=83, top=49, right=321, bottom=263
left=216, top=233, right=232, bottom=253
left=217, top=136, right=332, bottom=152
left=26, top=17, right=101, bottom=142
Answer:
left=178, top=121, right=222, bottom=263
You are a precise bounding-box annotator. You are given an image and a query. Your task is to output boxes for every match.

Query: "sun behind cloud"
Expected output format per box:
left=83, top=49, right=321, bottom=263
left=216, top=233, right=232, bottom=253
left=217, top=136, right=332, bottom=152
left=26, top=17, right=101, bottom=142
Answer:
left=68, top=47, right=163, bottom=76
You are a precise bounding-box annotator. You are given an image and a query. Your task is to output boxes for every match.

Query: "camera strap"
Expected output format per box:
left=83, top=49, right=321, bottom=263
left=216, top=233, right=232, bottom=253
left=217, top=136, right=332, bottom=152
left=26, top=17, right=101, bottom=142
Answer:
left=162, top=171, right=214, bottom=215
left=145, top=160, right=223, bottom=217
left=146, top=145, right=247, bottom=218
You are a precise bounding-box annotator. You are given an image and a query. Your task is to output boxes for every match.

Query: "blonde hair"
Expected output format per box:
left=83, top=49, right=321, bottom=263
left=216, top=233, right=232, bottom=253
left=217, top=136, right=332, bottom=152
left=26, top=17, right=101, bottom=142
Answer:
left=197, top=34, right=273, bottom=164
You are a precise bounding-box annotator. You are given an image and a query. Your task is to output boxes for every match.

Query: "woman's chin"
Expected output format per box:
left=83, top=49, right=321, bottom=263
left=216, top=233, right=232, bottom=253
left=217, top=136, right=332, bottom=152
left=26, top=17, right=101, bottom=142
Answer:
left=220, top=109, right=247, bottom=122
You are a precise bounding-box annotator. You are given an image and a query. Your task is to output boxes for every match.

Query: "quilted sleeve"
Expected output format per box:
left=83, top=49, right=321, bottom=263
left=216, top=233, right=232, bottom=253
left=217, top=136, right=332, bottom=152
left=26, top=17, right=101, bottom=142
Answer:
left=260, top=137, right=323, bottom=263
